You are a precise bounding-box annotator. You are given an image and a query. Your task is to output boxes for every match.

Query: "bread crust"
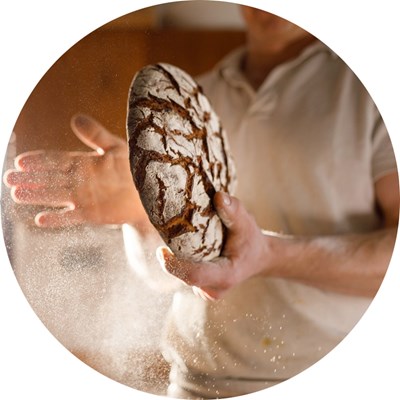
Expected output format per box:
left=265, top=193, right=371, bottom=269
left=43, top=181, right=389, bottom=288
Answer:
left=127, top=63, right=236, bottom=261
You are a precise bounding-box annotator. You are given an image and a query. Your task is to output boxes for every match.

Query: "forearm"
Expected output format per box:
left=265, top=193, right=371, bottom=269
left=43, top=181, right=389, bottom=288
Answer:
left=264, top=227, right=397, bottom=298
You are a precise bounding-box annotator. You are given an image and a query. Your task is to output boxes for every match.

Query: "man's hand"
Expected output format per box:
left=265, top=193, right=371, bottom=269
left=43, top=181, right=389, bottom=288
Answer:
left=157, top=178, right=398, bottom=300
left=156, top=192, right=272, bottom=300
left=3, top=114, right=147, bottom=228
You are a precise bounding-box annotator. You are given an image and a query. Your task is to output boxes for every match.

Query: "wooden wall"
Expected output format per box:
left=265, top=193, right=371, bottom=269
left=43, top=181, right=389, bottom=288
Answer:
left=14, top=28, right=245, bottom=153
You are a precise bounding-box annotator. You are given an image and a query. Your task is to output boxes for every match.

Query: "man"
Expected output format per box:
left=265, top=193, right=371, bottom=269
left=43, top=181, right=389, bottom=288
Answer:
left=4, top=6, right=398, bottom=399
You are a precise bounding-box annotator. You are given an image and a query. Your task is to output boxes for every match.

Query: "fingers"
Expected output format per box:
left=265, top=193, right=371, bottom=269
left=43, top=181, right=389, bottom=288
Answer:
left=156, top=246, right=190, bottom=281
left=71, top=114, right=125, bottom=153
left=5, top=167, right=82, bottom=227
left=10, top=186, right=75, bottom=208
left=12, top=115, right=115, bottom=172
left=213, top=191, right=240, bottom=230
left=156, top=246, right=234, bottom=297
left=14, top=150, right=62, bottom=172
left=12, top=150, right=89, bottom=172
left=5, top=165, right=75, bottom=208
left=213, top=191, right=254, bottom=257
left=4, top=170, right=70, bottom=188
left=35, top=208, right=85, bottom=228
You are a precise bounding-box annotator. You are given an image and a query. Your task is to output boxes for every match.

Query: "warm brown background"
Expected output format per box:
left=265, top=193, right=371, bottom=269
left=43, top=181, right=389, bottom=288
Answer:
left=14, top=7, right=245, bottom=152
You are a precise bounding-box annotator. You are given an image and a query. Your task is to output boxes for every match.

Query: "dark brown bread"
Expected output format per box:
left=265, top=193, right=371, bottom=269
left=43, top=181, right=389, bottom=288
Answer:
left=127, top=63, right=236, bottom=261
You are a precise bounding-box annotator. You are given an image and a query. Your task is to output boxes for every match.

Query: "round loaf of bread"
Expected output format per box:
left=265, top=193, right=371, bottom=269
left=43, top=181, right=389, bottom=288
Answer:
left=126, top=63, right=236, bottom=261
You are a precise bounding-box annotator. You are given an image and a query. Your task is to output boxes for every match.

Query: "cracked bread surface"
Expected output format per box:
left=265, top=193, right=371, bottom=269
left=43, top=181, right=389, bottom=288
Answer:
left=127, top=63, right=236, bottom=261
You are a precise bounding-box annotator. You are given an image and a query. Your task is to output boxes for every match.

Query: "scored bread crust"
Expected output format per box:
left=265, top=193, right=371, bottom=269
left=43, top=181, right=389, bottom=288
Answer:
left=127, top=63, right=236, bottom=261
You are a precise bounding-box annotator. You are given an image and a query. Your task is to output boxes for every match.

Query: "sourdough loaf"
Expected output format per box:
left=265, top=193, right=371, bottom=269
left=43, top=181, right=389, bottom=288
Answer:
left=127, top=63, right=236, bottom=261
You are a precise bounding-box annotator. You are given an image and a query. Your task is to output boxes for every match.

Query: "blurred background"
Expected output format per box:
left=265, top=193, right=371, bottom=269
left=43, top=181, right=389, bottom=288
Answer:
left=14, top=1, right=245, bottom=153
left=1, top=1, right=247, bottom=396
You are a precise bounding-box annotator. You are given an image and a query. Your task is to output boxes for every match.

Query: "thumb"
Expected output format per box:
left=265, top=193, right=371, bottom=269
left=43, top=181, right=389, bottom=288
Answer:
left=213, top=191, right=241, bottom=231
left=70, top=114, right=124, bottom=153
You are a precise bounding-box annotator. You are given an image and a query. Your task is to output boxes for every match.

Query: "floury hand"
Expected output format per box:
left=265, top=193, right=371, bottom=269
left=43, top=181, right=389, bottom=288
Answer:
left=3, top=114, right=147, bottom=229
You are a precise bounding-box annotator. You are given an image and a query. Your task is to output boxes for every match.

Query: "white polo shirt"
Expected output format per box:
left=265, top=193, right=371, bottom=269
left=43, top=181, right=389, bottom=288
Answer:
left=160, top=41, right=397, bottom=398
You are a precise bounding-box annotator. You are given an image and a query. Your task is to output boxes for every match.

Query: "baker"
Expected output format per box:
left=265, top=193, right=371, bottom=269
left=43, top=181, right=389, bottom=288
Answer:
left=4, top=5, right=398, bottom=399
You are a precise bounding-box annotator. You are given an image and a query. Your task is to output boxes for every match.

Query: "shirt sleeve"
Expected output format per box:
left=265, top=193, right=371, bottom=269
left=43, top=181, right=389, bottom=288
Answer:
left=371, top=114, right=398, bottom=182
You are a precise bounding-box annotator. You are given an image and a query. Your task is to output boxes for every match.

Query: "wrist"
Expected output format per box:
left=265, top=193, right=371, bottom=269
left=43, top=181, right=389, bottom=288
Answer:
left=260, top=230, right=297, bottom=279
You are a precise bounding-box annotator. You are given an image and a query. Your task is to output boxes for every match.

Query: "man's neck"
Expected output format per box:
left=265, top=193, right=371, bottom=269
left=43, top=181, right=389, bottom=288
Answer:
left=242, top=35, right=318, bottom=90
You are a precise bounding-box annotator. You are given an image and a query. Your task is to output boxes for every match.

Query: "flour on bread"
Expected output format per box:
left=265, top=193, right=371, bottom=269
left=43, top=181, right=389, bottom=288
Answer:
left=127, top=63, right=236, bottom=261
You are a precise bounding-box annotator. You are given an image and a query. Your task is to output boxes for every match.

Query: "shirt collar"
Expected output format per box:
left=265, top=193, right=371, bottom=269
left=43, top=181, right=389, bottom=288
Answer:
left=217, top=40, right=336, bottom=87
